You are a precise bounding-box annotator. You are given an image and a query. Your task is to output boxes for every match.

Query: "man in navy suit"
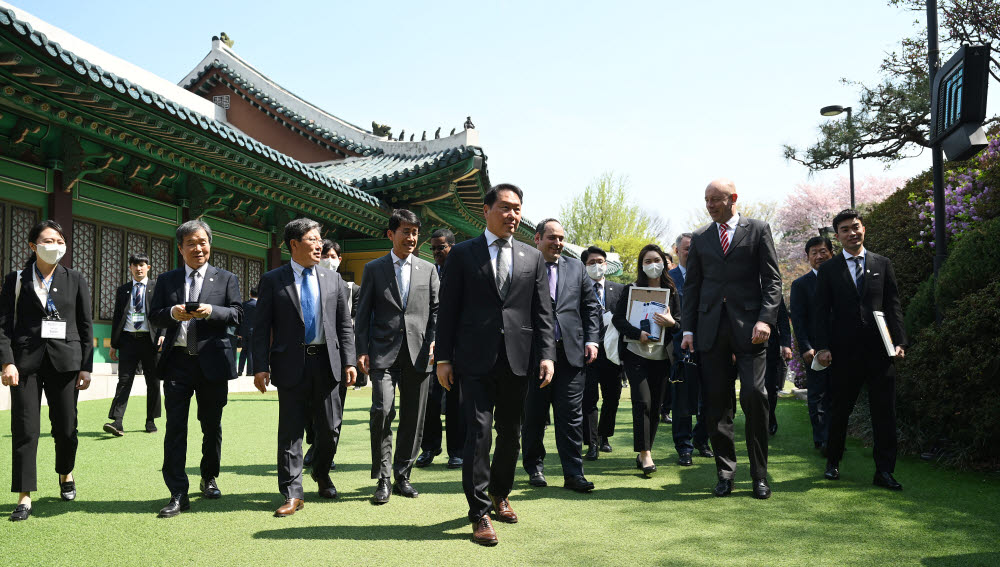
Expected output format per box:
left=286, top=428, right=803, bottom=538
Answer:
left=789, top=236, right=833, bottom=454
left=149, top=219, right=243, bottom=518
left=813, top=210, right=906, bottom=490
left=668, top=233, right=713, bottom=466
left=521, top=219, right=601, bottom=493
left=237, top=287, right=257, bottom=377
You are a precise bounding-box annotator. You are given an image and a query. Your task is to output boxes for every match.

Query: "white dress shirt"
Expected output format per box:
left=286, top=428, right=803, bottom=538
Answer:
left=484, top=228, right=514, bottom=280
left=123, top=276, right=149, bottom=333
left=173, top=263, right=209, bottom=348
left=290, top=259, right=325, bottom=345
left=717, top=212, right=740, bottom=246
left=30, top=262, right=53, bottom=311
left=390, top=249, right=412, bottom=308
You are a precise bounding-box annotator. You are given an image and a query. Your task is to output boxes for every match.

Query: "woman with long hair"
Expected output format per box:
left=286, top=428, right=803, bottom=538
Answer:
left=0, top=220, right=94, bottom=521
left=612, top=244, right=682, bottom=476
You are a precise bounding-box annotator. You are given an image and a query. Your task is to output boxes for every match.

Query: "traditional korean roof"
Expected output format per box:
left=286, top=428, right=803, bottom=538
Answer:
left=313, top=146, right=484, bottom=190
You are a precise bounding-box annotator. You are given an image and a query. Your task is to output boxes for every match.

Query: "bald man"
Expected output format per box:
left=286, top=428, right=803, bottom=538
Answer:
left=680, top=179, right=781, bottom=500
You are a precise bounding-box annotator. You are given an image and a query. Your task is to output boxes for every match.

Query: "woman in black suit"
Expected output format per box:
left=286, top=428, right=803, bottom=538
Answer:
left=0, top=220, right=93, bottom=521
left=612, top=244, right=681, bottom=476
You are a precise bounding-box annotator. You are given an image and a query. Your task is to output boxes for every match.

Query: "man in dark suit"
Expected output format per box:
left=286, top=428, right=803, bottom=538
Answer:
left=765, top=298, right=793, bottom=435
left=237, top=287, right=257, bottom=377
left=104, top=253, right=161, bottom=436
left=668, top=233, right=714, bottom=466
left=149, top=219, right=243, bottom=518
left=252, top=218, right=357, bottom=516
left=813, top=209, right=906, bottom=490
left=580, top=245, right=625, bottom=460
left=789, top=236, right=833, bottom=454
left=680, top=178, right=781, bottom=499
left=416, top=228, right=465, bottom=469
left=521, top=219, right=600, bottom=493
left=436, top=183, right=556, bottom=546
left=356, top=209, right=439, bottom=504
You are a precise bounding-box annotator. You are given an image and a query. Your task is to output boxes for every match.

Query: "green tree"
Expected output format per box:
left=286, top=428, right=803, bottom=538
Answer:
left=784, top=0, right=1000, bottom=171
left=560, top=172, right=670, bottom=282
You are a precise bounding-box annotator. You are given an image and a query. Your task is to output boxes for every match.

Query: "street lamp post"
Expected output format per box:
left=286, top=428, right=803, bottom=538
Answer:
left=820, top=105, right=856, bottom=209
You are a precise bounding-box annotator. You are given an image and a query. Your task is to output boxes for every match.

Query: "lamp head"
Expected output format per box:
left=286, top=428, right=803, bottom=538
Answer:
left=820, top=105, right=846, bottom=117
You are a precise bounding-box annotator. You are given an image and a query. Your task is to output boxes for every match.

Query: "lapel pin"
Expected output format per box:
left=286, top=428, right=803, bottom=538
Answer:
left=320, top=273, right=325, bottom=277
left=209, top=278, right=214, bottom=282
left=52, top=288, right=57, bottom=292
left=518, top=251, right=525, bottom=257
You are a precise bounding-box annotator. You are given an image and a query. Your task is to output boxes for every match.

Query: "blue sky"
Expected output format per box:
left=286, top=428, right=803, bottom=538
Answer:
left=14, top=0, right=979, bottom=235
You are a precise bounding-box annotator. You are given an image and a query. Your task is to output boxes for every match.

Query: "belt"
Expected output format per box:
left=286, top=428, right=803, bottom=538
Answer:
left=304, top=344, right=326, bottom=356
left=124, top=331, right=149, bottom=336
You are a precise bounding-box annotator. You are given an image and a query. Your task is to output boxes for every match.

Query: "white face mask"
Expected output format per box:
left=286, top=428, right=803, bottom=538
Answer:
left=586, top=263, right=607, bottom=281
left=320, top=258, right=341, bottom=271
left=642, top=262, right=664, bottom=279
left=35, top=243, right=66, bottom=265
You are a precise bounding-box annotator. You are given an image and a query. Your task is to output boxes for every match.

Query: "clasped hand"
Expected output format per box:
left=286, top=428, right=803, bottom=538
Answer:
left=171, top=304, right=212, bottom=321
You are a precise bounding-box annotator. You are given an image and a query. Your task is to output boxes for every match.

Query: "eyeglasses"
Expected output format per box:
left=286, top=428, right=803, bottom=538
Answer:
left=430, top=245, right=449, bottom=252
left=300, top=237, right=322, bottom=244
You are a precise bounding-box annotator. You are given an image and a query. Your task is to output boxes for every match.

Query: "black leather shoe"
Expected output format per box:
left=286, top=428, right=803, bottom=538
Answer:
left=824, top=462, right=840, bottom=480
left=330, top=460, right=336, bottom=471
left=752, top=479, right=772, bottom=499
left=528, top=472, right=547, bottom=487
left=372, top=478, right=391, bottom=504
left=59, top=479, right=76, bottom=501
left=768, top=421, right=778, bottom=436
left=873, top=471, right=903, bottom=491
left=158, top=494, right=190, bottom=518
left=9, top=504, right=31, bottom=522
left=678, top=453, right=693, bottom=467
left=585, top=445, right=599, bottom=461
left=303, top=445, right=315, bottom=467
left=563, top=475, right=595, bottom=493
left=145, top=420, right=157, bottom=433
left=311, top=472, right=338, bottom=499
left=103, top=422, right=124, bottom=437
left=415, top=450, right=437, bottom=468
left=694, top=442, right=715, bottom=458
left=199, top=477, right=221, bottom=499
left=713, top=478, right=733, bottom=497
left=599, top=437, right=612, bottom=453
left=392, top=479, right=419, bottom=498
left=446, top=456, right=463, bottom=469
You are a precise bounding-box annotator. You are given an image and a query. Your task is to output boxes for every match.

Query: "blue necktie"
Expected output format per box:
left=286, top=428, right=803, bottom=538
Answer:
left=302, top=267, right=317, bottom=343
left=852, top=257, right=864, bottom=290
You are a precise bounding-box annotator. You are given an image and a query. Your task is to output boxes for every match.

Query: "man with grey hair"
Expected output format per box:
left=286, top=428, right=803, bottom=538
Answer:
left=150, top=219, right=243, bottom=518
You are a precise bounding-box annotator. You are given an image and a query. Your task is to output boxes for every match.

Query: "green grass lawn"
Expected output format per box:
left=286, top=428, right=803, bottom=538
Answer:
left=0, top=388, right=997, bottom=567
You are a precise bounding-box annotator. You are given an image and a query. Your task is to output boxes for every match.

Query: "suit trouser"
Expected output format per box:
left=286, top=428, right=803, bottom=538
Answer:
left=237, top=336, right=253, bottom=376
left=765, top=337, right=787, bottom=425
left=10, top=356, right=78, bottom=493
left=670, top=357, right=708, bottom=454
left=276, top=350, right=341, bottom=498
left=108, top=332, right=161, bottom=424
left=161, top=350, right=228, bottom=495
left=421, top=374, right=465, bottom=458
left=701, top=306, right=769, bottom=481
left=806, top=367, right=832, bottom=446
left=369, top=349, right=431, bottom=481
left=582, top=349, right=622, bottom=446
left=304, top=380, right=348, bottom=450
left=827, top=349, right=897, bottom=472
left=621, top=348, right=669, bottom=452
left=521, top=344, right=586, bottom=478
left=462, top=343, right=528, bottom=521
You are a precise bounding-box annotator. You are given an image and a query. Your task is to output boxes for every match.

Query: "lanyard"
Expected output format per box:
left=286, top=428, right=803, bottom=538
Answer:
left=33, top=264, right=59, bottom=317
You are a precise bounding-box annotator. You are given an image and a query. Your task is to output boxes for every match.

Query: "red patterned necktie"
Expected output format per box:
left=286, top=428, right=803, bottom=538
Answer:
left=720, top=223, right=730, bottom=255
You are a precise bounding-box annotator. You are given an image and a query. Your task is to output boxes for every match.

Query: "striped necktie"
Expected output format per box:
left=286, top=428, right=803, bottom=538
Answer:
left=719, top=223, right=730, bottom=255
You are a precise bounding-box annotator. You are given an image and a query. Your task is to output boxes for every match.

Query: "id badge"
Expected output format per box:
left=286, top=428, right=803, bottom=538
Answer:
left=132, top=313, right=146, bottom=326
left=41, top=319, right=67, bottom=339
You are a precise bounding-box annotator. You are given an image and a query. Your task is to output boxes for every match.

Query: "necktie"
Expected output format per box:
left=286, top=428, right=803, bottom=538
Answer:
left=396, top=258, right=409, bottom=309
left=302, top=267, right=317, bottom=344
left=186, top=271, right=201, bottom=355
left=719, top=223, right=730, bottom=255
left=593, top=280, right=604, bottom=308
left=547, top=262, right=561, bottom=341
left=852, top=257, right=864, bottom=290
left=133, top=282, right=144, bottom=330
left=494, top=239, right=510, bottom=299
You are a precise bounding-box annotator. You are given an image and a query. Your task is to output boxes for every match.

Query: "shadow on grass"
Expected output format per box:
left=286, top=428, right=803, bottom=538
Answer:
left=27, top=491, right=284, bottom=517
left=922, top=552, right=1000, bottom=566
left=252, top=516, right=471, bottom=541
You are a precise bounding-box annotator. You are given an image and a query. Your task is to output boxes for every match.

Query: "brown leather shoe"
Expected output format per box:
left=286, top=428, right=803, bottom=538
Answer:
left=489, top=493, right=518, bottom=524
left=274, top=498, right=304, bottom=517
left=471, top=515, right=498, bottom=546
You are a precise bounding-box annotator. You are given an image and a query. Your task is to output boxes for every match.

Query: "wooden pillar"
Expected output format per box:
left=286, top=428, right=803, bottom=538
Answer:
left=48, top=167, right=73, bottom=268
left=267, top=228, right=282, bottom=271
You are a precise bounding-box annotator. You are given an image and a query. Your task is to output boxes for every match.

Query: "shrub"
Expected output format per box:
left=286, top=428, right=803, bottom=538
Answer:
left=904, top=277, right=936, bottom=339
left=934, top=216, right=1000, bottom=311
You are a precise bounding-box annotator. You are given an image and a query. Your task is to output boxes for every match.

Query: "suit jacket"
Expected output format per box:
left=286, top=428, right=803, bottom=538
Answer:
left=591, top=277, right=624, bottom=342
left=0, top=265, right=94, bottom=374
left=789, top=270, right=817, bottom=354
left=546, top=257, right=601, bottom=368
left=356, top=253, right=439, bottom=370
left=773, top=297, right=791, bottom=349
left=110, top=279, right=159, bottom=349
left=682, top=216, right=782, bottom=351
left=238, top=298, right=257, bottom=339
left=811, top=251, right=907, bottom=357
left=252, top=263, right=355, bottom=387
left=149, top=264, right=243, bottom=380
left=434, top=233, right=557, bottom=377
